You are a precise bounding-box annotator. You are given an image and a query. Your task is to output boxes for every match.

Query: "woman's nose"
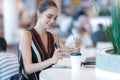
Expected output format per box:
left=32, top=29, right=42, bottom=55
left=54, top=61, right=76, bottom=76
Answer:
left=50, top=18, right=56, bottom=24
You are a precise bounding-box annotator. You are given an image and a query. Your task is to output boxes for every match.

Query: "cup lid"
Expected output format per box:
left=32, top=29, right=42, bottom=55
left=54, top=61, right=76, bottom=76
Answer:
left=71, top=52, right=81, bottom=56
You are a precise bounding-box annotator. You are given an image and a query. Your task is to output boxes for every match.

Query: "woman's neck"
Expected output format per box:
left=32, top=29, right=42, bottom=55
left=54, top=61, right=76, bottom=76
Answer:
left=34, top=25, right=47, bottom=36
left=34, top=20, right=47, bottom=35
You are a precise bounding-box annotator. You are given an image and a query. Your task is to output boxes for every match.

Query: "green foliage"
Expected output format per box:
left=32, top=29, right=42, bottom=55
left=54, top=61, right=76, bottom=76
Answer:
left=106, top=5, right=120, bottom=55
left=91, top=0, right=120, bottom=54
left=99, top=10, right=111, bottom=16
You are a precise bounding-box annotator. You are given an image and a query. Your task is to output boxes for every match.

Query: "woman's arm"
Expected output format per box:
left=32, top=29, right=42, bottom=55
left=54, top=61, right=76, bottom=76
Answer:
left=19, top=31, right=63, bottom=74
left=53, top=34, right=81, bottom=53
left=53, top=34, right=69, bottom=49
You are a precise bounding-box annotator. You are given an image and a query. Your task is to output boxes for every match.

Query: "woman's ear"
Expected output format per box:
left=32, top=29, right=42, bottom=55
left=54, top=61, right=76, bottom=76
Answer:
left=36, top=10, right=41, bottom=18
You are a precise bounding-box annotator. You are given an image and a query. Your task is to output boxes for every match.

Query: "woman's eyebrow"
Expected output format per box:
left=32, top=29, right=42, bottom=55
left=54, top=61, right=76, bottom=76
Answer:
left=48, top=14, right=53, bottom=16
left=48, top=14, right=58, bottom=17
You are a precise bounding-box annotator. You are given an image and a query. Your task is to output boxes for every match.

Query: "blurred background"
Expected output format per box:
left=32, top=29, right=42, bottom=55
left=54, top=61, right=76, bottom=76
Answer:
left=0, top=0, right=117, bottom=54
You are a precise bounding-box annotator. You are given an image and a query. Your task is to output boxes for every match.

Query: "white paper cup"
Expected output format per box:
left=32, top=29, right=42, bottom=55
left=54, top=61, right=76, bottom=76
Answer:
left=70, top=53, right=82, bottom=70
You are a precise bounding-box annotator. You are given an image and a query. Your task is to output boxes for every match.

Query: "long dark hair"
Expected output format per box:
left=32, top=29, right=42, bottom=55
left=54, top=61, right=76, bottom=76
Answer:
left=30, top=0, right=58, bottom=28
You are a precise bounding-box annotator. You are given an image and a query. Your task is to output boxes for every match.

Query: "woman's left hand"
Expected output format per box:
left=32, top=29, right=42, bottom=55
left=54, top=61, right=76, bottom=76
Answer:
left=73, top=37, right=81, bottom=52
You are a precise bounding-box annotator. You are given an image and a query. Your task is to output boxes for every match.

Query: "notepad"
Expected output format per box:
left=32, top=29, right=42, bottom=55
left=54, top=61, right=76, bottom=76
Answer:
left=82, top=62, right=96, bottom=68
left=52, top=65, right=71, bottom=69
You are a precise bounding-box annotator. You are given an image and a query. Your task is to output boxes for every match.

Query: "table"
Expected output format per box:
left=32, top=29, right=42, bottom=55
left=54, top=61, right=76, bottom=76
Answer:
left=40, top=67, right=118, bottom=80
left=39, top=57, right=117, bottom=80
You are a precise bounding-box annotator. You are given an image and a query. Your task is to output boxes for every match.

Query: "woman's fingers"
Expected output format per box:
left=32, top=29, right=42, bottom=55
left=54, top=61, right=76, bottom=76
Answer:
left=54, top=48, right=73, bottom=61
left=57, top=54, right=63, bottom=60
left=74, top=37, right=81, bottom=48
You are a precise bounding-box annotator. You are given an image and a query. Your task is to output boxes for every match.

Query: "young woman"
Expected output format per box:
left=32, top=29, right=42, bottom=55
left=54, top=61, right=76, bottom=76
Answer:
left=19, top=0, right=81, bottom=80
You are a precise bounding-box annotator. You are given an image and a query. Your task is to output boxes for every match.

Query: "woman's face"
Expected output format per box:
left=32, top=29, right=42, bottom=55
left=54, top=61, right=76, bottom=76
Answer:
left=39, top=7, right=58, bottom=29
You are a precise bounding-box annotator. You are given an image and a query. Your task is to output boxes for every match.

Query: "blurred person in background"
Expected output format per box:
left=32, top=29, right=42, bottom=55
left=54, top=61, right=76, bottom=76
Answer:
left=65, top=26, right=93, bottom=49
left=91, top=23, right=108, bottom=47
left=79, top=26, right=93, bottom=48
left=65, top=9, right=91, bottom=37
left=76, top=0, right=96, bottom=17
left=77, top=12, right=92, bottom=34
left=65, top=8, right=93, bottom=48
left=0, top=37, right=19, bottom=80
left=66, top=10, right=86, bottom=35
left=19, top=0, right=81, bottom=80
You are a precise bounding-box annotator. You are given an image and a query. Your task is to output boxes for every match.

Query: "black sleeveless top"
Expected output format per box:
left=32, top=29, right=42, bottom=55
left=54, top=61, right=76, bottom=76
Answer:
left=19, top=28, right=55, bottom=80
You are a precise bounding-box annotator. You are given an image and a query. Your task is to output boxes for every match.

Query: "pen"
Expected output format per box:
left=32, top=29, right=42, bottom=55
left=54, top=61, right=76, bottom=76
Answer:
left=54, top=38, right=61, bottom=49
left=72, top=32, right=75, bottom=40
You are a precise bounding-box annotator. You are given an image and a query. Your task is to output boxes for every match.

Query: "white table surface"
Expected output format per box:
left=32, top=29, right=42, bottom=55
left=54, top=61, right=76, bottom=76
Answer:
left=40, top=67, right=117, bottom=80
left=39, top=57, right=117, bottom=80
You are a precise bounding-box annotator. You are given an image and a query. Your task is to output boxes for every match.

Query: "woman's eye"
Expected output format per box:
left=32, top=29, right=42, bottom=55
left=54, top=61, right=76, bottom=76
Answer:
left=54, top=17, right=57, bottom=20
left=47, top=16, right=52, bottom=19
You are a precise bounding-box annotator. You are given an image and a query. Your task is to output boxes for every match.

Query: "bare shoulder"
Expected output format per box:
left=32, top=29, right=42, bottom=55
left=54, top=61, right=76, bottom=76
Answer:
left=19, top=31, right=32, bottom=49
left=20, top=31, right=32, bottom=42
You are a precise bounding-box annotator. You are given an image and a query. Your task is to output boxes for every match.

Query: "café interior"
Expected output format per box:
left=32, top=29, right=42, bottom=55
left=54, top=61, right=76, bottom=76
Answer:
left=0, top=0, right=120, bottom=80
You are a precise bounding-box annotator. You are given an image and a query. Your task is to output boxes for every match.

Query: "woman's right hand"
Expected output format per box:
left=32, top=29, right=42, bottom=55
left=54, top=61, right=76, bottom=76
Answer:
left=51, top=48, right=65, bottom=64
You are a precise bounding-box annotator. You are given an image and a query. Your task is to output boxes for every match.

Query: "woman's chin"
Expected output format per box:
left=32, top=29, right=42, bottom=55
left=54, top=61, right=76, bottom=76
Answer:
left=47, top=25, right=53, bottom=29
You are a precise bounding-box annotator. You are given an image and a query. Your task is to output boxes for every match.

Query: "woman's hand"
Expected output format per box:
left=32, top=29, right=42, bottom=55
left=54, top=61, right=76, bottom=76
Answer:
left=51, top=48, right=65, bottom=64
left=60, top=48, right=73, bottom=57
left=73, top=37, right=81, bottom=52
